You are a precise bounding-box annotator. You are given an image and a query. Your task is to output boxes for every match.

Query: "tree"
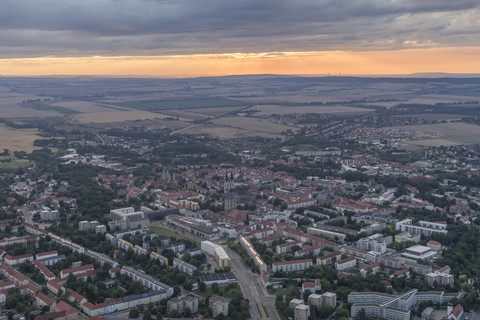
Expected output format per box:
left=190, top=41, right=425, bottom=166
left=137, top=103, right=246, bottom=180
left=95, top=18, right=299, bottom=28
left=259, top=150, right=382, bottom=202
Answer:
left=173, top=286, right=181, bottom=297
left=129, top=308, right=139, bottom=318
left=356, top=308, right=367, bottom=320
left=336, top=307, right=349, bottom=318
left=199, top=282, right=207, bottom=292
left=143, top=309, right=151, bottom=320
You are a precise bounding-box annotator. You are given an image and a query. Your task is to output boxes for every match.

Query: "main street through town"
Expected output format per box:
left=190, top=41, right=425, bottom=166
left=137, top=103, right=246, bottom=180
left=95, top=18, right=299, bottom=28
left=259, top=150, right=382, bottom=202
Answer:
left=225, top=246, right=280, bottom=320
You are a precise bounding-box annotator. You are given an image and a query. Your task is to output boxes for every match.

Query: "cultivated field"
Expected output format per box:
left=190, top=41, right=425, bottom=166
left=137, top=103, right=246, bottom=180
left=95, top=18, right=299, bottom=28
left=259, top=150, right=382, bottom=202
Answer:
left=185, top=106, right=248, bottom=116
left=74, top=110, right=168, bottom=123
left=247, top=104, right=374, bottom=116
left=0, top=125, right=44, bottom=152
left=178, top=122, right=285, bottom=139
left=51, top=101, right=128, bottom=113
left=395, top=122, right=480, bottom=146
left=211, top=116, right=296, bottom=134
left=159, top=110, right=210, bottom=121
left=393, top=114, right=463, bottom=121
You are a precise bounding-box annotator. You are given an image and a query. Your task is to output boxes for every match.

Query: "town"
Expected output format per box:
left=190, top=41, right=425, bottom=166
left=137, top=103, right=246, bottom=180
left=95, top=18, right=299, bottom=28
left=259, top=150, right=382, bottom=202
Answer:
left=0, top=76, right=480, bottom=320
left=1, top=116, right=480, bottom=320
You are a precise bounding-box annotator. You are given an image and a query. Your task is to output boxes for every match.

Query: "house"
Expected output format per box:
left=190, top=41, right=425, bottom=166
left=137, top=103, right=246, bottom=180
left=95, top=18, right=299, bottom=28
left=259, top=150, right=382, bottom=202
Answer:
left=55, top=301, right=79, bottom=320
left=427, top=240, right=442, bottom=252
left=438, top=265, right=451, bottom=274
left=316, top=251, right=342, bottom=265
left=391, top=268, right=410, bottom=279
left=301, top=279, right=321, bottom=293
left=448, top=304, right=463, bottom=320
left=360, top=262, right=380, bottom=277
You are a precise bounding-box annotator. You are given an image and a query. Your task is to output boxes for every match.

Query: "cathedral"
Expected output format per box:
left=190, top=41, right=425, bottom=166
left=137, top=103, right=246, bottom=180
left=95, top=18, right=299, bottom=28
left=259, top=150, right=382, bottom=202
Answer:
left=223, top=172, right=254, bottom=212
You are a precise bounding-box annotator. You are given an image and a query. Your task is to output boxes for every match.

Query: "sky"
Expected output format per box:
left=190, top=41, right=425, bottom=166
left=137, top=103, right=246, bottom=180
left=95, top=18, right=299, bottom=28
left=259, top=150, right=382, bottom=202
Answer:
left=1, top=0, right=480, bottom=76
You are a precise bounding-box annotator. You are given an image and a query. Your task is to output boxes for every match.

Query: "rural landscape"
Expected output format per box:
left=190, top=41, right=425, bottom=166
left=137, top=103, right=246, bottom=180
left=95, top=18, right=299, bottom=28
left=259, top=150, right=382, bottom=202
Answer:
left=1, top=76, right=480, bottom=157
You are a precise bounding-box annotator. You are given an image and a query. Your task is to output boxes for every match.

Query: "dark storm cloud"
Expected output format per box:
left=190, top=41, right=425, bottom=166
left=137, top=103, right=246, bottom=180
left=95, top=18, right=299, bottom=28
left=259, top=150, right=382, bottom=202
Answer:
left=1, top=0, right=479, bottom=57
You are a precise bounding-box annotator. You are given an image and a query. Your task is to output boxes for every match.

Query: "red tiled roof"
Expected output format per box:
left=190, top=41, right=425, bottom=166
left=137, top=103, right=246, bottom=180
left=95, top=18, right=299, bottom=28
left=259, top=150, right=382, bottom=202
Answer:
left=363, top=262, right=380, bottom=270
left=393, top=268, right=410, bottom=276
left=48, top=280, right=62, bottom=290
left=450, top=304, right=463, bottom=318
left=438, top=265, right=451, bottom=273
left=67, top=288, right=86, bottom=302
left=37, top=292, right=54, bottom=305
left=336, top=256, right=356, bottom=264
left=37, top=250, right=58, bottom=258
left=319, top=251, right=342, bottom=260
left=61, top=264, right=94, bottom=277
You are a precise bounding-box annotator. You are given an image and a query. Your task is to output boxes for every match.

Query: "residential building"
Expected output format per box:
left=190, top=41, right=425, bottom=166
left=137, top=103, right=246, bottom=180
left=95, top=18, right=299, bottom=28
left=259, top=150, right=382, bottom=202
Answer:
left=395, top=231, right=421, bottom=243
left=173, top=258, right=197, bottom=276
left=272, top=259, right=313, bottom=273
left=209, top=295, right=229, bottom=317
left=167, top=296, right=198, bottom=315
left=335, top=256, right=356, bottom=271
left=294, top=304, right=310, bottom=320
left=120, top=266, right=173, bottom=296
left=301, top=279, right=321, bottom=293
left=307, top=227, right=346, bottom=242
left=4, top=254, right=34, bottom=266
left=391, top=268, right=411, bottom=279
left=276, top=240, right=303, bottom=254
left=448, top=304, right=464, bottom=320
left=295, top=246, right=322, bottom=257
left=308, top=292, right=336, bottom=309
left=395, top=219, right=447, bottom=236
left=426, top=272, right=454, bottom=287
left=60, top=264, right=94, bottom=279
left=316, top=251, right=342, bottom=265
left=427, top=240, right=442, bottom=252
left=201, top=241, right=230, bottom=268
left=361, top=262, right=380, bottom=277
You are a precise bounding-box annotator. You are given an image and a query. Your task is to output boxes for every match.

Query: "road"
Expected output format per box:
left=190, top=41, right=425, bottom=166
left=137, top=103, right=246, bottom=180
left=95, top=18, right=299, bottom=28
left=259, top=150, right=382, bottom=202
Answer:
left=225, top=246, right=280, bottom=320
left=156, top=221, right=281, bottom=319
left=471, top=307, right=480, bottom=320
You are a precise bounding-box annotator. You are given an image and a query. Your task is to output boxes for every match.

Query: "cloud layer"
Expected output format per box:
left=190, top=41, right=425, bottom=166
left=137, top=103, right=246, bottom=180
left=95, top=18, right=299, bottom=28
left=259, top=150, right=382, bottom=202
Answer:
left=1, top=0, right=479, bottom=57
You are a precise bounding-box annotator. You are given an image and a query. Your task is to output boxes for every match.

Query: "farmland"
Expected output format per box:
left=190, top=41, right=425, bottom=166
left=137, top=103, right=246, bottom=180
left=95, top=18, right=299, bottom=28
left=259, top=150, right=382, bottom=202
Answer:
left=394, top=122, right=480, bottom=146
left=211, top=116, right=296, bottom=134
left=176, top=122, right=284, bottom=139
left=74, top=110, right=168, bottom=124
left=114, top=97, right=245, bottom=111
left=0, top=125, right=45, bottom=152
left=246, top=104, right=374, bottom=116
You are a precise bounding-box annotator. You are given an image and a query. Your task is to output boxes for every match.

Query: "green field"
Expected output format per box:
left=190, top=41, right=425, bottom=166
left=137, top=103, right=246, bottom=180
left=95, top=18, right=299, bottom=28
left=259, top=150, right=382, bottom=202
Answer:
left=0, top=160, right=31, bottom=170
left=115, top=97, right=244, bottom=111
left=149, top=225, right=200, bottom=246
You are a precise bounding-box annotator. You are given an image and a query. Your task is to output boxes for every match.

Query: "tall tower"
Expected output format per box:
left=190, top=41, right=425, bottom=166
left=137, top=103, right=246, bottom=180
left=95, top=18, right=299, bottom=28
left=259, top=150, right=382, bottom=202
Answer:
left=224, top=173, right=231, bottom=194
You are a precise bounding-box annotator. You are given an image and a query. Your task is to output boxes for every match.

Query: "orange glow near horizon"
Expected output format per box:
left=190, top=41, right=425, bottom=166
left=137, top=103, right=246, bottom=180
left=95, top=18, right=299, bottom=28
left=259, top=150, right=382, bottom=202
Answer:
left=1, top=47, right=480, bottom=77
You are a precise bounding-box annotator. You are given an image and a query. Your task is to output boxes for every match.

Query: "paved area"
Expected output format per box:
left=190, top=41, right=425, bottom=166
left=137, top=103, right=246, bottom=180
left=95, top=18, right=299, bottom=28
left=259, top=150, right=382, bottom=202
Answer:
left=225, top=246, right=280, bottom=320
